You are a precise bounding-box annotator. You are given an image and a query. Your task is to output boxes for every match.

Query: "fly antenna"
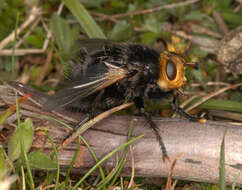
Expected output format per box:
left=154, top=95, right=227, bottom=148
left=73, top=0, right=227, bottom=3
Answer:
left=185, top=62, right=199, bottom=70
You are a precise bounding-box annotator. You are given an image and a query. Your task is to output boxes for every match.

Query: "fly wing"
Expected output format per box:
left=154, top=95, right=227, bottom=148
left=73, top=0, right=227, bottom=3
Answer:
left=78, top=39, right=111, bottom=53
left=44, top=62, right=127, bottom=111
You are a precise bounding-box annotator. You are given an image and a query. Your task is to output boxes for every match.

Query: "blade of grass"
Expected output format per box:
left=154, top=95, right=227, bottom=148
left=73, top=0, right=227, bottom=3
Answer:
left=59, top=102, right=133, bottom=150
left=15, top=92, right=20, bottom=126
left=219, top=129, right=227, bottom=190
left=92, top=175, right=101, bottom=189
left=62, top=0, right=106, bottom=39
left=232, top=170, right=242, bottom=190
left=15, top=93, right=35, bottom=189
left=0, top=93, right=30, bottom=125
left=20, top=165, right=26, bottom=190
left=44, top=130, right=60, bottom=190
left=73, top=134, right=143, bottom=190
left=198, top=99, right=242, bottom=113
left=64, top=137, right=81, bottom=187
left=96, top=121, right=134, bottom=189
left=20, top=140, right=34, bottom=190
left=11, top=13, right=19, bottom=79
left=38, top=115, right=73, bottom=130
left=109, top=121, right=134, bottom=186
left=79, top=135, right=106, bottom=188
left=120, top=176, right=124, bottom=190
left=109, top=158, right=127, bottom=187
left=127, top=184, right=142, bottom=190
left=95, top=157, right=125, bottom=190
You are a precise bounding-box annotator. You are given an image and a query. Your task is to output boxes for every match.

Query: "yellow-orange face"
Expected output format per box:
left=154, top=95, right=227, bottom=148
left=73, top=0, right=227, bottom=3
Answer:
left=157, top=51, right=187, bottom=91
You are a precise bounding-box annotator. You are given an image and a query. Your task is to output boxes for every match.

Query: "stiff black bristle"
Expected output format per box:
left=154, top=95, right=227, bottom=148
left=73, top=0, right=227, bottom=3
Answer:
left=194, top=62, right=199, bottom=70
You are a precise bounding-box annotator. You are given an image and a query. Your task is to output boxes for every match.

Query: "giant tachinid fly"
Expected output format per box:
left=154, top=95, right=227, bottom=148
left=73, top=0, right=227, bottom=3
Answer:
left=44, top=39, right=205, bottom=161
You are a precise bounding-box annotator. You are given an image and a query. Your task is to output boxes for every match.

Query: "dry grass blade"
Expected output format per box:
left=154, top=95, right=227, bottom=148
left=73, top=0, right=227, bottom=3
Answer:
left=0, top=17, right=52, bottom=56
left=0, top=176, right=17, bottom=190
left=185, top=83, right=242, bottom=112
left=35, top=47, right=54, bottom=85
left=21, top=166, right=26, bottom=190
left=58, top=102, right=134, bottom=150
left=212, top=10, right=229, bottom=35
left=208, top=110, right=242, bottom=122
left=165, top=154, right=182, bottom=190
left=0, top=3, right=64, bottom=56
left=112, top=0, right=200, bottom=19
left=127, top=146, right=135, bottom=189
left=15, top=18, right=41, bottom=48
left=0, top=6, right=41, bottom=51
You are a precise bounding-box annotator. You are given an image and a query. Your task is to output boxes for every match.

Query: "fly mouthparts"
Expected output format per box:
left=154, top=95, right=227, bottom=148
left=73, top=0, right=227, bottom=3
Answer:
left=185, top=62, right=199, bottom=70
left=176, top=88, right=184, bottom=96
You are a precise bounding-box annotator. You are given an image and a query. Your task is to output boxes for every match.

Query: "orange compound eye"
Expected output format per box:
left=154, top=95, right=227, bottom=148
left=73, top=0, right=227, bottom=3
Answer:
left=157, top=51, right=186, bottom=91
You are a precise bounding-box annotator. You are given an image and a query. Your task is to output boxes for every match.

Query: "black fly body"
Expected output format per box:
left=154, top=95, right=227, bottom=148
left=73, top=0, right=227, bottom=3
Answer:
left=44, top=39, right=205, bottom=161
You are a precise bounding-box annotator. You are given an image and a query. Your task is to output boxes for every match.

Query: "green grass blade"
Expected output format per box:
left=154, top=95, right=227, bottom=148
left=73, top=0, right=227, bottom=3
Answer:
left=20, top=138, right=34, bottom=190
left=120, top=176, right=124, bottom=190
left=62, top=0, right=106, bottom=39
left=15, top=94, right=35, bottom=189
left=232, top=170, right=242, bottom=190
left=65, top=137, right=81, bottom=187
left=44, top=130, right=60, bottom=190
left=11, top=13, right=19, bottom=79
left=95, top=159, right=126, bottom=190
left=198, top=99, right=242, bottom=113
left=79, top=136, right=106, bottom=185
left=38, top=115, right=73, bottom=130
left=109, top=158, right=127, bottom=187
left=96, top=121, right=134, bottom=189
left=73, top=134, right=144, bottom=190
left=109, top=121, right=134, bottom=186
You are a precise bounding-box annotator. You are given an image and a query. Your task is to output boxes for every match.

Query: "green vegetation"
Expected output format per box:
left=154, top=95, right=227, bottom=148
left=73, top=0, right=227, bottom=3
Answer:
left=0, top=0, right=241, bottom=189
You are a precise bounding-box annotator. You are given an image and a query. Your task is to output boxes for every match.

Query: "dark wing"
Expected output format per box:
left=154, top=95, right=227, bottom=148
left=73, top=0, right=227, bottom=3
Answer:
left=78, top=39, right=112, bottom=53
left=44, top=62, right=128, bottom=111
left=63, top=39, right=125, bottom=80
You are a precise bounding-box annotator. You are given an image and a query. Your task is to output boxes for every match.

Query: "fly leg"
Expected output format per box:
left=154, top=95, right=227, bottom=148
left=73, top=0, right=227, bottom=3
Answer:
left=90, top=90, right=105, bottom=117
left=134, top=97, right=170, bottom=162
left=62, top=92, right=105, bottom=145
left=62, top=114, right=90, bottom=143
left=172, top=93, right=206, bottom=123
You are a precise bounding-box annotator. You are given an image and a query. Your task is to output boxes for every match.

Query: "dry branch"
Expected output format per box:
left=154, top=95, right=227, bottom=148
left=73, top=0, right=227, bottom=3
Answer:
left=0, top=82, right=242, bottom=186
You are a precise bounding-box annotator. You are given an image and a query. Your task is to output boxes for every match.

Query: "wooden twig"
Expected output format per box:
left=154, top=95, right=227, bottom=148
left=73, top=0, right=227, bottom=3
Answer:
left=189, top=23, right=222, bottom=38
left=185, top=83, right=242, bottom=112
left=111, top=0, right=200, bottom=19
left=212, top=10, right=229, bottom=35
left=15, top=18, right=41, bottom=48
left=0, top=49, right=46, bottom=56
left=190, top=81, right=230, bottom=87
left=35, top=47, right=54, bottom=85
left=0, top=6, right=41, bottom=51
left=173, top=30, right=220, bottom=54
left=58, top=102, right=134, bottom=150
left=1, top=83, right=242, bottom=186
left=90, top=11, right=120, bottom=23
left=0, top=2, right=64, bottom=56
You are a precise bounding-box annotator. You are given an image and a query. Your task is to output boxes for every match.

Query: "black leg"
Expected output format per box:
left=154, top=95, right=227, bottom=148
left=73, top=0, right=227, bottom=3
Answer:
left=134, top=97, right=170, bottom=162
left=172, top=93, right=205, bottom=123
left=91, top=90, right=105, bottom=116
left=63, top=114, right=90, bottom=141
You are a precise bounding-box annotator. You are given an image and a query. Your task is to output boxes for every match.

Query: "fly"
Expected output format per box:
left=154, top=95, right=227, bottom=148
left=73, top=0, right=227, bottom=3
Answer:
left=44, top=39, right=205, bottom=161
